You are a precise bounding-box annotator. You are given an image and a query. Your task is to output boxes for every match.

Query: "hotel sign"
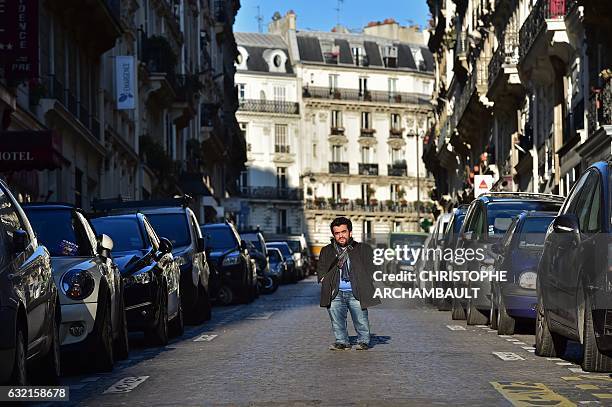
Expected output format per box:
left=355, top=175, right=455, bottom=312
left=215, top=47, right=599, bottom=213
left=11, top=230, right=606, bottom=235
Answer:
left=0, top=0, right=39, bottom=79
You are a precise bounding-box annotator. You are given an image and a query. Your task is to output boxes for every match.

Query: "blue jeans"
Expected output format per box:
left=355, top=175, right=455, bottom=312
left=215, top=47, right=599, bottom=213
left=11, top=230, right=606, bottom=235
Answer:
left=328, top=290, right=370, bottom=345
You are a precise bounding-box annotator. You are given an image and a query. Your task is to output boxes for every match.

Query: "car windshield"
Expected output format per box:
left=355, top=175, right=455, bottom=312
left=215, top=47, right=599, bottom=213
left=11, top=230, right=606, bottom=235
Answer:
left=487, top=202, right=561, bottom=238
left=91, top=217, right=146, bottom=252
left=390, top=234, right=427, bottom=249
left=202, top=226, right=237, bottom=251
left=268, top=243, right=292, bottom=257
left=275, top=240, right=300, bottom=253
left=453, top=214, right=466, bottom=234
left=146, top=213, right=191, bottom=248
left=268, top=250, right=282, bottom=262
left=518, top=217, right=555, bottom=249
left=26, top=209, right=91, bottom=257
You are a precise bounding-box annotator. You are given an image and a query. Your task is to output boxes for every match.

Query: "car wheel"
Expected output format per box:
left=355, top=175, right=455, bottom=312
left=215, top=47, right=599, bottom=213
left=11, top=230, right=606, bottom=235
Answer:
left=217, top=285, right=234, bottom=306
left=114, top=289, right=130, bottom=361
left=188, top=283, right=212, bottom=324
left=497, top=296, right=515, bottom=335
left=146, top=285, right=169, bottom=346
left=261, top=276, right=275, bottom=294
left=38, top=302, right=61, bottom=384
left=535, top=296, right=567, bottom=357
left=451, top=298, right=466, bottom=320
left=94, top=299, right=115, bottom=372
left=582, top=296, right=612, bottom=372
left=466, top=298, right=488, bottom=325
left=169, top=295, right=184, bottom=337
left=10, top=324, right=28, bottom=385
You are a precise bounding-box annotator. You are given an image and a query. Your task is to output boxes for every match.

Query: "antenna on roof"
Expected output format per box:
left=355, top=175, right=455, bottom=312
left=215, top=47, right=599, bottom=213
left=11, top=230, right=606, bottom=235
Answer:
left=335, top=0, right=344, bottom=26
left=256, top=6, right=264, bottom=33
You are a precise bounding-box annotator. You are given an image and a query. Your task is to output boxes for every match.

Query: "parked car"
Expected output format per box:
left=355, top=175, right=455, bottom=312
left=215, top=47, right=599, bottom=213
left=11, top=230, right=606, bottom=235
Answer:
left=92, top=198, right=211, bottom=324
left=425, top=213, right=453, bottom=304
left=536, top=161, right=612, bottom=372
left=201, top=222, right=257, bottom=305
left=266, top=241, right=298, bottom=283
left=268, top=235, right=311, bottom=278
left=440, top=205, right=470, bottom=313
left=266, top=247, right=288, bottom=287
left=454, top=192, right=564, bottom=325
left=489, top=211, right=557, bottom=335
left=24, top=203, right=128, bottom=372
left=0, top=181, right=60, bottom=385
left=91, top=213, right=182, bottom=345
left=386, top=232, right=428, bottom=288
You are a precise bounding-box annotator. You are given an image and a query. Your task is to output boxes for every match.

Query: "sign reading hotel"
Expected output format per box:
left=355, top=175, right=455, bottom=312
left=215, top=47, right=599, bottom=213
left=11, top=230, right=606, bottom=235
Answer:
left=115, top=56, right=136, bottom=110
left=0, top=0, right=39, bottom=79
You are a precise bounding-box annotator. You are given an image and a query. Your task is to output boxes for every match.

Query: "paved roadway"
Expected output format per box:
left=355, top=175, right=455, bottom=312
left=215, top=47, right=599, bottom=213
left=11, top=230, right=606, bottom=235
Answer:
left=39, top=277, right=612, bottom=406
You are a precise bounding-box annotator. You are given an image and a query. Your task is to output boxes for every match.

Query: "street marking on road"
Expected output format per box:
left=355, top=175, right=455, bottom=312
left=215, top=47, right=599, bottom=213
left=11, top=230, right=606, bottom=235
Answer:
left=476, top=325, right=488, bottom=328
left=521, top=346, right=536, bottom=350
left=499, top=335, right=512, bottom=338
left=246, top=312, right=274, bottom=320
left=576, top=384, right=600, bottom=390
left=491, top=382, right=576, bottom=406
left=506, top=338, right=520, bottom=342
left=493, top=352, right=525, bottom=361
left=514, top=342, right=528, bottom=345
left=562, top=377, right=583, bottom=381
left=194, top=334, right=218, bottom=342
left=568, top=368, right=591, bottom=374
left=446, top=325, right=466, bottom=331
left=527, top=349, right=535, bottom=353
left=557, top=362, right=574, bottom=366
left=547, top=358, right=564, bottom=361
left=593, top=394, right=612, bottom=399
left=103, top=376, right=149, bottom=394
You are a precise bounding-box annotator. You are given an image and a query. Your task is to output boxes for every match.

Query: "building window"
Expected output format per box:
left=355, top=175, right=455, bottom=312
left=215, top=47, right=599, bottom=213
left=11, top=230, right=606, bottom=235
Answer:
left=329, top=74, right=339, bottom=92
left=313, top=143, right=317, bottom=158
left=332, top=182, right=342, bottom=201
left=393, top=221, right=402, bottom=232
left=383, top=46, right=398, bottom=68
left=331, top=145, right=343, bottom=161
left=331, top=110, right=343, bottom=128
left=359, top=77, right=368, bottom=96
left=388, top=78, right=398, bottom=97
left=240, top=169, right=249, bottom=193
left=390, top=184, right=401, bottom=201
left=278, top=209, right=287, bottom=233
left=273, top=86, right=286, bottom=101
left=391, top=114, right=401, bottom=130
left=276, top=167, right=287, bottom=189
left=390, top=147, right=403, bottom=163
left=361, top=183, right=373, bottom=201
left=238, top=83, right=246, bottom=101
left=363, top=220, right=372, bottom=241
left=273, top=54, right=282, bottom=68
left=274, top=124, right=289, bottom=153
left=361, top=146, right=372, bottom=163
left=361, top=112, right=372, bottom=129
left=352, top=46, right=364, bottom=66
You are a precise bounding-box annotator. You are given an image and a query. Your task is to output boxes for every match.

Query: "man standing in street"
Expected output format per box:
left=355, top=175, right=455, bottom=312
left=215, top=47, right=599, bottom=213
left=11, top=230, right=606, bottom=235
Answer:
left=317, top=216, right=381, bottom=350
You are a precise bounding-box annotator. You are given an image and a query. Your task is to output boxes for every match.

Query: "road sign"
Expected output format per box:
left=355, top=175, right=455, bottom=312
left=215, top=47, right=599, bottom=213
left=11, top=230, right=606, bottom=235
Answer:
left=474, top=175, right=494, bottom=197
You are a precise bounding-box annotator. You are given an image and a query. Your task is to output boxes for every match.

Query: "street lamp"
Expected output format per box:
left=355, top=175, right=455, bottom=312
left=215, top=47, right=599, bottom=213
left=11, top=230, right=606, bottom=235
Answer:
left=416, top=129, right=423, bottom=225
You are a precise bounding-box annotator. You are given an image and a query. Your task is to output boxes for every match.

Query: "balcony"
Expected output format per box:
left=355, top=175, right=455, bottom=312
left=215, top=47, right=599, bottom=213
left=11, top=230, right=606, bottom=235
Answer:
left=274, top=145, right=291, bottom=154
left=389, top=128, right=403, bottom=138
left=140, top=34, right=179, bottom=107
left=519, top=0, right=571, bottom=63
left=238, top=99, right=299, bottom=114
left=239, top=186, right=303, bottom=201
left=588, top=79, right=612, bottom=135
left=329, top=162, right=350, bottom=174
left=45, top=0, right=121, bottom=54
left=358, top=163, right=379, bottom=176
left=360, top=128, right=376, bottom=137
left=305, top=199, right=431, bottom=214
left=388, top=160, right=407, bottom=177
left=330, top=127, right=345, bottom=135
left=302, top=86, right=431, bottom=106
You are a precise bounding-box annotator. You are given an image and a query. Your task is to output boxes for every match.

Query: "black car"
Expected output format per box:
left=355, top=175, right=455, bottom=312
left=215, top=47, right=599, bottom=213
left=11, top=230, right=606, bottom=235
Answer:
left=266, top=242, right=297, bottom=283
left=92, top=198, right=211, bottom=324
left=24, top=204, right=129, bottom=371
left=0, top=180, right=60, bottom=385
left=453, top=192, right=564, bottom=325
left=201, top=222, right=257, bottom=305
left=91, top=213, right=182, bottom=345
left=490, top=211, right=557, bottom=335
left=536, top=161, right=612, bottom=372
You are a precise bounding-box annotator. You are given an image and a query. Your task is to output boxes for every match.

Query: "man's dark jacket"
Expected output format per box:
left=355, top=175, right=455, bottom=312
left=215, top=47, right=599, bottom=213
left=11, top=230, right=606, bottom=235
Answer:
left=317, top=240, right=381, bottom=309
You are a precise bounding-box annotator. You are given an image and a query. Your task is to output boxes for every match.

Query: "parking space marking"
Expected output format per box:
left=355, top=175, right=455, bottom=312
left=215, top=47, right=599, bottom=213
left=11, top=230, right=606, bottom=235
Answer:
left=563, top=377, right=583, bottom=381
left=576, top=384, right=600, bottom=390
left=446, top=325, right=467, bottom=331
left=521, top=346, right=536, bottom=350
left=593, top=394, right=612, bottom=399
left=506, top=338, right=520, bottom=342
left=527, top=349, right=535, bottom=353
left=547, top=358, right=564, bottom=361
left=514, top=342, right=528, bottom=346
left=491, top=382, right=576, bottom=406
left=194, top=334, right=218, bottom=342
left=556, top=362, right=574, bottom=366
left=499, top=335, right=512, bottom=338
left=569, top=368, right=591, bottom=374
left=493, top=352, right=525, bottom=361
left=476, top=325, right=488, bottom=328
left=246, top=312, right=274, bottom=320
left=103, top=376, right=150, bottom=394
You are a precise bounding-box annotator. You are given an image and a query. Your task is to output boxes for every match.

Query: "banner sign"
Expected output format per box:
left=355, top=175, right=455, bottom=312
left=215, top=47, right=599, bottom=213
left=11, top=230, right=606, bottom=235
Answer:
left=0, top=0, right=39, bottom=79
left=115, top=56, right=136, bottom=110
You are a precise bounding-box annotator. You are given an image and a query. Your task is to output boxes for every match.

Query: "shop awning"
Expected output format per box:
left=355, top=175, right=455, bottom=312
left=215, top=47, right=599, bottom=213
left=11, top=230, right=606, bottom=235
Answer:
left=0, top=130, right=62, bottom=171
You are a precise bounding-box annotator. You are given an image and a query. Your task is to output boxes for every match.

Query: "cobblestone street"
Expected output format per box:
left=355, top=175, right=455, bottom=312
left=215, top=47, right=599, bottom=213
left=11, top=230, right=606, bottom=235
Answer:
left=37, top=277, right=612, bottom=406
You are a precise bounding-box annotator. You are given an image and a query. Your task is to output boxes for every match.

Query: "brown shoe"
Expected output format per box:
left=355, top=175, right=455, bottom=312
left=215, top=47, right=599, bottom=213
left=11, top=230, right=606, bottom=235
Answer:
left=329, top=342, right=351, bottom=351
left=356, top=342, right=369, bottom=350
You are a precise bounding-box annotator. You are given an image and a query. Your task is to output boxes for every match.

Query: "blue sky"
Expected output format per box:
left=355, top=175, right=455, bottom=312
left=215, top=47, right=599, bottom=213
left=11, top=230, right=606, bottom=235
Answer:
left=235, top=0, right=431, bottom=34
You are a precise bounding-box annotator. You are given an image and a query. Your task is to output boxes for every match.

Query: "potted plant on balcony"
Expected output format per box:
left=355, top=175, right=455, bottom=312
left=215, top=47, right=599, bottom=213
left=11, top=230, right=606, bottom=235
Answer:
left=364, top=90, right=372, bottom=101
left=333, top=89, right=341, bottom=99
left=341, top=198, right=349, bottom=206
left=394, top=94, right=402, bottom=103
left=385, top=199, right=394, bottom=210
left=400, top=199, right=408, bottom=207
left=314, top=196, right=326, bottom=207
left=355, top=198, right=364, bottom=207
left=369, top=198, right=378, bottom=207
left=327, top=197, right=336, bottom=207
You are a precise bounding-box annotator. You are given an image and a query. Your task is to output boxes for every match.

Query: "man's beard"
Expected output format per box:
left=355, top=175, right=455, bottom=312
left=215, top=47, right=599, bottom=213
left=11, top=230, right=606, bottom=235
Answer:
left=335, top=237, right=349, bottom=247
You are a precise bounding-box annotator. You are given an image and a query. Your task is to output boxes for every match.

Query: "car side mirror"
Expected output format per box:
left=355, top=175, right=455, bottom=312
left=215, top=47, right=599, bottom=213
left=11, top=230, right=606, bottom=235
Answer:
left=97, top=234, right=114, bottom=258
left=159, top=237, right=173, bottom=254
left=197, top=237, right=206, bottom=252
left=553, top=214, right=579, bottom=233
left=13, top=229, right=28, bottom=254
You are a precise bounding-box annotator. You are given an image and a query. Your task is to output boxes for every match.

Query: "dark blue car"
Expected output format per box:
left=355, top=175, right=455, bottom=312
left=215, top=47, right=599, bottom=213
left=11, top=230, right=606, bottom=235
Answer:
left=490, top=211, right=557, bottom=335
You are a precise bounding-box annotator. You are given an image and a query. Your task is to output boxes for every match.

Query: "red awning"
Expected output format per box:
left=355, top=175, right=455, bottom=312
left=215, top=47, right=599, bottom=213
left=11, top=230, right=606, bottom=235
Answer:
left=0, top=131, right=62, bottom=171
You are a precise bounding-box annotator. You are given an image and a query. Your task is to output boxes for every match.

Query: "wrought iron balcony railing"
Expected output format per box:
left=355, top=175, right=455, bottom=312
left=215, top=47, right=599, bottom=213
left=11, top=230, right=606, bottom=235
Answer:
left=302, top=86, right=431, bottom=106
left=329, top=162, right=350, bottom=174
left=305, top=199, right=433, bottom=214
left=358, top=163, right=379, bottom=176
left=238, top=99, right=300, bottom=114
left=239, top=186, right=303, bottom=200
left=519, top=0, right=567, bottom=61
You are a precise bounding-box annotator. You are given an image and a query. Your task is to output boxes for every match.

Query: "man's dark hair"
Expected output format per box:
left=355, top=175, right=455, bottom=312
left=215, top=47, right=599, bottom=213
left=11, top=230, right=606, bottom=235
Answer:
left=330, top=216, right=352, bottom=233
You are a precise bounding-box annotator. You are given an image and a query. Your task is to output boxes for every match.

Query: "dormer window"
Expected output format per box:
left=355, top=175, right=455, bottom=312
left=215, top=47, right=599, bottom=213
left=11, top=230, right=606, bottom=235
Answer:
left=263, top=49, right=288, bottom=73
left=236, top=46, right=249, bottom=70
left=273, top=54, right=282, bottom=68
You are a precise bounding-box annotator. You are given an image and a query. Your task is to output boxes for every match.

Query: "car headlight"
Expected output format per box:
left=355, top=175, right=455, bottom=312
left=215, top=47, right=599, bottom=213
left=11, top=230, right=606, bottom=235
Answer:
left=125, top=269, right=151, bottom=285
left=519, top=271, right=537, bottom=289
left=61, top=269, right=95, bottom=300
left=222, top=254, right=241, bottom=266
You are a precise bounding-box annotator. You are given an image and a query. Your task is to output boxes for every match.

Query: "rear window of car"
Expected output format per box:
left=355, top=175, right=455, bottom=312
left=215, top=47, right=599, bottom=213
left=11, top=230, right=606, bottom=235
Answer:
left=91, top=217, right=146, bottom=252
left=268, top=243, right=292, bottom=257
left=146, top=213, right=191, bottom=248
left=487, top=201, right=561, bottom=238
left=518, top=217, right=555, bottom=249
left=202, top=226, right=238, bottom=251
left=389, top=234, right=427, bottom=248
left=26, top=208, right=92, bottom=257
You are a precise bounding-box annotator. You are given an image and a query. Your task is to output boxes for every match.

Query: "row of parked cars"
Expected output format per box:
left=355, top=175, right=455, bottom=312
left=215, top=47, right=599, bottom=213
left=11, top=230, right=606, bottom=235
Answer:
left=411, top=161, right=612, bottom=372
left=0, top=183, right=312, bottom=385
